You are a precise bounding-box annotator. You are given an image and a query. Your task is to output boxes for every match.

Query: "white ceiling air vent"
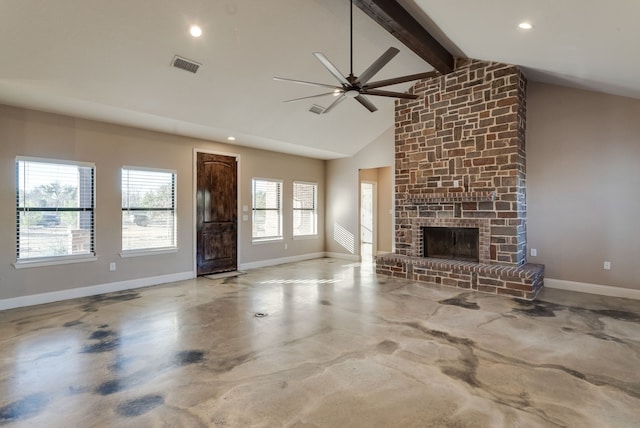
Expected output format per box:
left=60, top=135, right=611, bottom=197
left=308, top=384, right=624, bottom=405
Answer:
left=171, top=55, right=201, bottom=74
left=309, top=104, right=325, bottom=114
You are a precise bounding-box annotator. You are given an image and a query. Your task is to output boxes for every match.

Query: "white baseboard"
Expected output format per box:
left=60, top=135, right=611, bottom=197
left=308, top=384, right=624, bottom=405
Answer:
left=239, top=252, right=326, bottom=270
left=0, top=271, right=194, bottom=311
left=544, top=278, right=640, bottom=301
left=324, top=252, right=361, bottom=262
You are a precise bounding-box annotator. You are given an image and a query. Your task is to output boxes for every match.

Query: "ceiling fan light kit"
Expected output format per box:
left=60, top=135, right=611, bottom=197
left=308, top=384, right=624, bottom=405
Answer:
left=274, top=0, right=437, bottom=114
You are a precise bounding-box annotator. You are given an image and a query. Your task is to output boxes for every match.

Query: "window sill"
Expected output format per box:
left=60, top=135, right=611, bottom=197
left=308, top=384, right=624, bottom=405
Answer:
left=293, top=235, right=318, bottom=240
left=13, top=254, right=98, bottom=269
left=120, top=247, right=178, bottom=258
left=252, top=238, right=284, bottom=245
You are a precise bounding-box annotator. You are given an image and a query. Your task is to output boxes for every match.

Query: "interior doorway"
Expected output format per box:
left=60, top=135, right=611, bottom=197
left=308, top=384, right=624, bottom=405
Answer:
left=359, top=166, right=393, bottom=261
left=360, top=181, right=376, bottom=261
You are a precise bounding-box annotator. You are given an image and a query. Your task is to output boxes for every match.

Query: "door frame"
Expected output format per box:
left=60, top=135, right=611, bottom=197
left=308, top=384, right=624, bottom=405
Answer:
left=192, top=148, right=241, bottom=276
left=359, top=180, right=377, bottom=261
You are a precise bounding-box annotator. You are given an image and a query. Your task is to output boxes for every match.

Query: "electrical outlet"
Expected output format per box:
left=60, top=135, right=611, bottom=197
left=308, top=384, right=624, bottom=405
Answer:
left=453, top=180, right=459, bottom=187
left=603, top=261, right=611, bottom=270
left=284, top=243, right=288, bottom=250
left=530, top=248, right=537, bottom=257
left=109, top=262, right=116, bottom=272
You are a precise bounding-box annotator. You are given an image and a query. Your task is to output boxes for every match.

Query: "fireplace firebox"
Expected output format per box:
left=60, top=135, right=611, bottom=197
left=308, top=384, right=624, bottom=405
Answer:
left=423, top=227, right=479, bottom=262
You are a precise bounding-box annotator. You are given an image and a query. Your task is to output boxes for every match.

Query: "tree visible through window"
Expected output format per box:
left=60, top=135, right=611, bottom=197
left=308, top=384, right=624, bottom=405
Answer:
left=16, top=157, right=95, bottom=261
left=252, top=178, right=282, bottom=241
left=293, top=181, right=317, bottom=236
left=121, top=167, right=176, bottom=252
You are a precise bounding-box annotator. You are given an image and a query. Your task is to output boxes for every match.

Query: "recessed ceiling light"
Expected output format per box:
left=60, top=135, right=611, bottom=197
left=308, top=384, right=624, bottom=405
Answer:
left=227, top=136, right=236, bottom=141
left=518, top=22, right=533, bottom=30
left=190, top=25, right=202, bottom=37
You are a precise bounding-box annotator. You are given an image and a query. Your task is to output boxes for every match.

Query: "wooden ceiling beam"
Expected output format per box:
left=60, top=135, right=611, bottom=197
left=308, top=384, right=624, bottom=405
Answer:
left=353, top=0, right=454, bottom=74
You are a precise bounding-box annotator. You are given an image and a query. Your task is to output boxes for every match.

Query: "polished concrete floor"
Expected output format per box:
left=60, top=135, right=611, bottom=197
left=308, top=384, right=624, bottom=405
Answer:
left=1, top=258, right=639, bottom=427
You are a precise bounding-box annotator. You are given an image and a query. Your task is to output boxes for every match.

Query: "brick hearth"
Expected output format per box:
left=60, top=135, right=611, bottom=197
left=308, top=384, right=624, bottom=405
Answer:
left=377, top=255, right=544, bottom=300
left=376, top=59, right=544, bottom=300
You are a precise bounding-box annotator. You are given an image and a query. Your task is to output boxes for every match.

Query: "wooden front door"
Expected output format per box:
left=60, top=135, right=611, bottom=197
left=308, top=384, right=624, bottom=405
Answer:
left=196, top=152, right=237, bottom=275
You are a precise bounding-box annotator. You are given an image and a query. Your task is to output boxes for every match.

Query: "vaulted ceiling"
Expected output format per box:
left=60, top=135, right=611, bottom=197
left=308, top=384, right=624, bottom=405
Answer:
left=1, top=1, right=638, bottom=159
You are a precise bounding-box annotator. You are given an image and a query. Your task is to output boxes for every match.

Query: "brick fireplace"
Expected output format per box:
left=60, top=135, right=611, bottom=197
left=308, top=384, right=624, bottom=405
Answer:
left=376, top=59, right=544, bottom=300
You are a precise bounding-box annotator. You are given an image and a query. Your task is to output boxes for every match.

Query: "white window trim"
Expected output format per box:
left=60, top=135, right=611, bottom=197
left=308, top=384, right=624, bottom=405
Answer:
left=251, top=237, right=284, bottom=245
left=16, top=156, right=95, bottom=168
left=16, top=156, right=96, bottom=264
left=13, top=254, right=98, bottom=269
left=251, top=177, right=283, bottom=243
left=293, top=180, right=318, bottom=238
left=122, top=165, right=177, bottom=174
left=121, top=166, right=177, bottom=252
left=120, top=247, right=179, bottom=258
left=293, top=235, right=317, bottom=241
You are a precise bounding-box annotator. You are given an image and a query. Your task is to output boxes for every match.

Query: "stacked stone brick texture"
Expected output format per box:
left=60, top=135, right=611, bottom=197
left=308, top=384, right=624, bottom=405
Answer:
left=395, top=58, right=527, bottom=266
left=377, top=58, right=544, bottom=300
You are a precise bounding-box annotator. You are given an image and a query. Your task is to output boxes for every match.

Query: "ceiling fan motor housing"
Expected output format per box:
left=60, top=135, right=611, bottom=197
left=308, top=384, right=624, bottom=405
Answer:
left=273, top=1, right=436, bottom=113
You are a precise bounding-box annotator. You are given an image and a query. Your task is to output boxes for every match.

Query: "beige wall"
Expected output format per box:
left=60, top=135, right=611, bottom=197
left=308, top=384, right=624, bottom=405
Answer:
left=325, top=127, right=395, bottom=257
left=0, top=105, right=324, bottom=301
left=238, top=149, right=325, bottom=263
left=5, top=80, right=638, bottom=303
left=527, top=83, right=640, bottom=290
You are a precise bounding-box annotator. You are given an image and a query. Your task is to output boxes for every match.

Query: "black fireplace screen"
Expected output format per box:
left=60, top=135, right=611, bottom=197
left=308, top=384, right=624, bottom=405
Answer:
left=423, top=227, right=479, bottom=262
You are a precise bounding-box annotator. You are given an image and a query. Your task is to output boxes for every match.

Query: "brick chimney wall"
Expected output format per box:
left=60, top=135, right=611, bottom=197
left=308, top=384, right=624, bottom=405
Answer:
left=394, top=59, right=528, bottom=266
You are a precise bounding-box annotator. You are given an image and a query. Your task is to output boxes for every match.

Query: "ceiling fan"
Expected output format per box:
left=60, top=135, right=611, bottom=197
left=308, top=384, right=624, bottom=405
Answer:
left=274, top=0, right=437, bottom=114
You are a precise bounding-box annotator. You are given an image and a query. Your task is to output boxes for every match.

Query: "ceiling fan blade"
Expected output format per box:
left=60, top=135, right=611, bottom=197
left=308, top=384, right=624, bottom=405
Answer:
left=273, top=77, right=340, bottom=90
left=313, top=53, right=350, bottom=86
left=356, top=47, right=400, bottom=85
left=284, top=92, right=340, bottom=103
left=322, top=94, right=347, bottom=114
left=364, top=71, right=439, bottom=90
left=355, top=95, right=378, bottom=112
left=362, top=89, right=419, bottom=100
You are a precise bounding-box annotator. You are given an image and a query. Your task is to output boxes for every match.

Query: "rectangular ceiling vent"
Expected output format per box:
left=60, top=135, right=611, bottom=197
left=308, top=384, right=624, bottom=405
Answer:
left=171, top=55, right=201, bottom=74
left=309, top=104, right=325, bottom=115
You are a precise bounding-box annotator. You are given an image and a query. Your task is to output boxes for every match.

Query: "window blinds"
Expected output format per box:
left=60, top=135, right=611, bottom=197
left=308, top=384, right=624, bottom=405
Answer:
left=16, top=158, right=95, bottom=260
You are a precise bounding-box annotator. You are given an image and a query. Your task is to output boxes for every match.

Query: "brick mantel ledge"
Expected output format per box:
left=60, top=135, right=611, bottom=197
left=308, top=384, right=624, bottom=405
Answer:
left=406, top=191, right=497, bottom=204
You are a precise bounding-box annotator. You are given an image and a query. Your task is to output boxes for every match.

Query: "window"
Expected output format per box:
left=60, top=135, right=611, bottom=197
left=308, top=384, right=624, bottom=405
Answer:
left=293, top=181, right=317, bottom=236
left=121, top=167, right=176, bottom=252
left=16, top=157, right=95, bottom=262
left=252, top=178, right=282, bottom=241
